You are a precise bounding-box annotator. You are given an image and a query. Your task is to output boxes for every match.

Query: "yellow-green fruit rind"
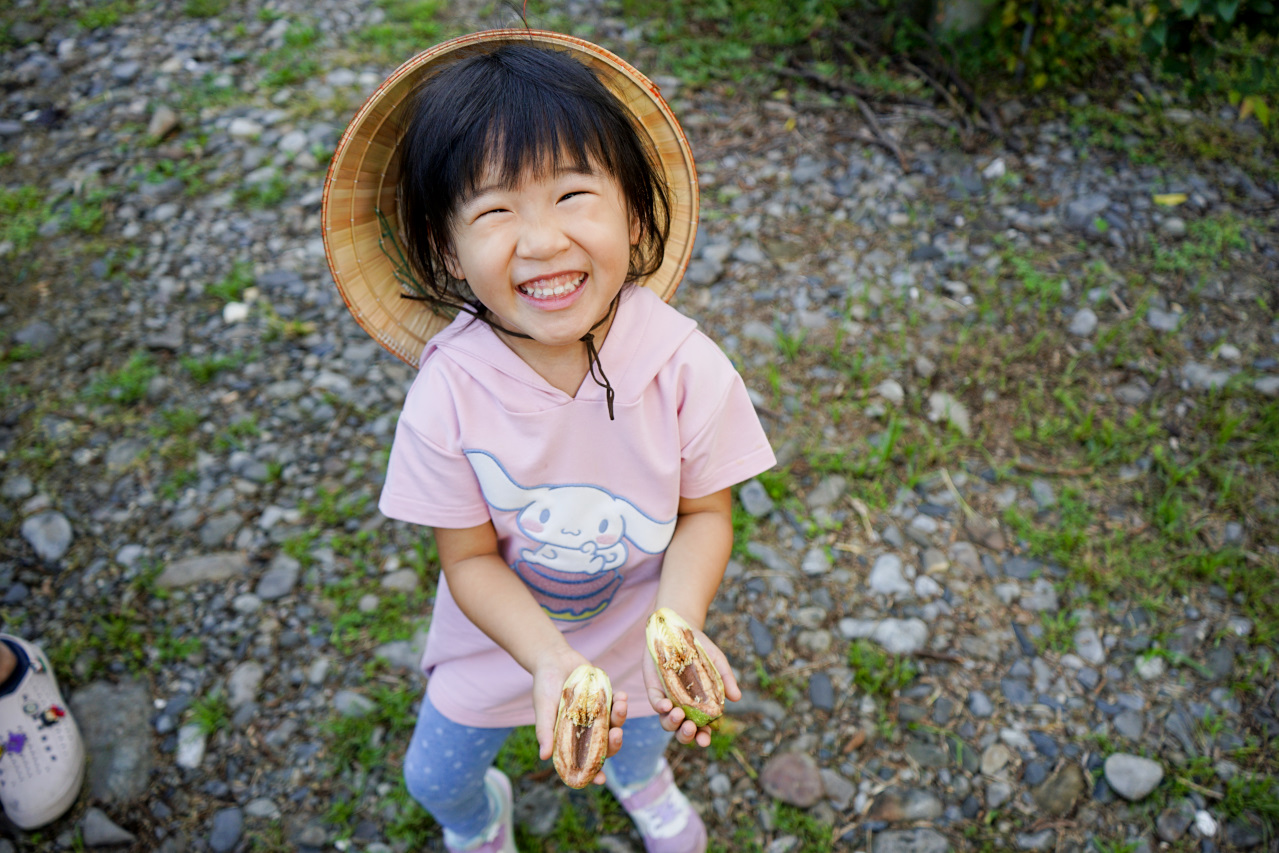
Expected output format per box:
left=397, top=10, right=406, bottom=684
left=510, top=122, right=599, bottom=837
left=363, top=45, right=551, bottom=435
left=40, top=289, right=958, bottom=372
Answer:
left=681, top=704, right=717, bottom=728
left=645, top=608, right=725, bottom=727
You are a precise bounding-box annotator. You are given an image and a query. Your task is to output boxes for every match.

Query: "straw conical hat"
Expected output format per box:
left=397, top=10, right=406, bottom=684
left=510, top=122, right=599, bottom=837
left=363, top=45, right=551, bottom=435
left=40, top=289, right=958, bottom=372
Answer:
left=322, top=30, right=699, bottom=367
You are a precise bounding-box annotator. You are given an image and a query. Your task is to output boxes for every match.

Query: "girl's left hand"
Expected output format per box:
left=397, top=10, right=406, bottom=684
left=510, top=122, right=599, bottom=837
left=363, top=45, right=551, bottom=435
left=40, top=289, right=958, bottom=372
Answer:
left=642, top=625, right=741, bottom=747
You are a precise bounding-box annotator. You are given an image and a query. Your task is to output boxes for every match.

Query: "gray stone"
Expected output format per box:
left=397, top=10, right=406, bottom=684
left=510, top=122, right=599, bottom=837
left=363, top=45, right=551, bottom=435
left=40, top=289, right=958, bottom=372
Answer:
left=748, top=617, right=774, bottom=657
left=986, top=780, right=1012, bottom=808
left=1001, top=679, right=1034, bottom=706
left=14, top=320, right=56, bottom=350
left=227, top=661, right=265, bottom=708
left=1074, top=627, right=1106, bottom=664
left=70, top=680, right=153, bottom=802
left=1031, top=763, right=1086, bottom=815
left=1015, top=829, right=1056, bottom=851
left=809, top=672, right=834, bottom=711
left=1068, top=307, right=1097, bottom=337
left=760, top=751, right=824, bottom=807
left=334, top=689, right=376, bottom=717
left=807, top=476, right=846, bottom=509
left=904, top=739, right=950, bottom=768
left=374, top=636, right=427, bottom=671
left=1160, top=216, right=1187, bottom=239
left=209, top=808, right=244, bottom=853
left=147, top=105, right=180, bottom=139
left=21, top=511, right=73, bottom=562
left=968, top=690, right=994, bottom=718
left=200, top=512, right=242, bottom=547
left=1156, top=798, right=1195, bottom=842
left=801, top=547, right=831, bottom=576
left=1, top=474, right=34, bottom=500
left=868, top=554, right=912, bottom=596
left=156, top=552, right=250, bottom=587
left=256, top=554, right=300, bottom=599
left=175, top=723, right=207, bottom=769
left=926, top=391, right=970, bottom=436
left=820, top=768, right=855, bottom=809
left=82, top=808, right=136, bottom=846
left=739, top=479, right=775, bottom=517
left=1184, top=361, right=1233, bottom=391
left=1003, top=556, right=1039, bottom=579
left=868, top=786, right=944, bottom=821
left=1114, top=709, right=1145, bottom=739
left=871, top=829, right=949, bottom=853
left=1104, top=753, right=1164, bottom=801
left=1029, top=480, right=1056, bottom=509
left=1147, top=308, right=1182, bottom=332
left=1064, top=193, right=1110, bottom=229
left=838, top=617, right=928, bottom=654
left=746, top=542, right=793, bottom=573
left=1021, top=578, right=1059, bottom=612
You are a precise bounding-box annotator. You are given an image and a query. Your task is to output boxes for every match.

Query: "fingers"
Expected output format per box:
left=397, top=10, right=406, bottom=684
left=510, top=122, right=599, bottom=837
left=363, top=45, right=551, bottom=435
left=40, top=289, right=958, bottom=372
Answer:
left=610, top=691, right=629, bottom=729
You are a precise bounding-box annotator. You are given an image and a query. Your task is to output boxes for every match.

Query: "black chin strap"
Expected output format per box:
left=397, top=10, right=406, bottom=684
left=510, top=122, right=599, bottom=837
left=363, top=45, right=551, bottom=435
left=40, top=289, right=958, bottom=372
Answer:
left=450, top=294, right=620, bottom=421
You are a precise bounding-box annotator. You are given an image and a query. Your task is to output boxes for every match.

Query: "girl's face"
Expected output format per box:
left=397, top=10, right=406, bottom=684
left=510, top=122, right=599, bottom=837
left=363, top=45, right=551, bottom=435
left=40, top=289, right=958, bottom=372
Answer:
left=445, top=159, right=638, bottom=365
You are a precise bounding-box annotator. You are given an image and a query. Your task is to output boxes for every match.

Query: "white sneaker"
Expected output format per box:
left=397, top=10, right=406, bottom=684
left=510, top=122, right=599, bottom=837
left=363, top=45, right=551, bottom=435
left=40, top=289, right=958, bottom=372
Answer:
left=0, top=634, right=86, bottom=830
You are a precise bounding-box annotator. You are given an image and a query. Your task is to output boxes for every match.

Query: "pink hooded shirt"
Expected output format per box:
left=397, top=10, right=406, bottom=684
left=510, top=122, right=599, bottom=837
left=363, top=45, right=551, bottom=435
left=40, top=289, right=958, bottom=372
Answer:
left=379, top=286, right=775, bottom=727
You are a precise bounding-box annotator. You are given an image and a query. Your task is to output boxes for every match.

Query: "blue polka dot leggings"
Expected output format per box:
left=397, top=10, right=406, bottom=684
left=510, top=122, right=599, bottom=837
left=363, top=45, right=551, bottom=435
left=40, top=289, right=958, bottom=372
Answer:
left=403, top=690, right=673, bottom=841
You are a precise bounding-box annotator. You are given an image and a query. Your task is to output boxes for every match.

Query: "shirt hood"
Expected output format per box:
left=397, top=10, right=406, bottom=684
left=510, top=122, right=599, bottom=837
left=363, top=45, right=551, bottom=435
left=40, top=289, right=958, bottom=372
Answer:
left=420, top=287, right=698, bottom=415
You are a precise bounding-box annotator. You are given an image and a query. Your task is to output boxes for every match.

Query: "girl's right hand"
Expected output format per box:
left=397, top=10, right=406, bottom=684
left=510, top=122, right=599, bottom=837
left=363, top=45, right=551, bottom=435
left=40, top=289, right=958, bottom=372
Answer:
left=532, top=648, right=628, bottom=784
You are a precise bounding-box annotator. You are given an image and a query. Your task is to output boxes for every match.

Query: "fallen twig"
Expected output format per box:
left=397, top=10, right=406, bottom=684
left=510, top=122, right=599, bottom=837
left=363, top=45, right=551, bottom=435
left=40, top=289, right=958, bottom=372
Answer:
left=786, top=59, right=910, bottom=172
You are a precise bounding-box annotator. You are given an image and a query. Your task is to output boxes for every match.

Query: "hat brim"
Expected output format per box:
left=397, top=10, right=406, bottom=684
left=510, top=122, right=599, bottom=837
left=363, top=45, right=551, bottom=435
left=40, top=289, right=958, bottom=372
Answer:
left=322, top=30, right=699, bottom=367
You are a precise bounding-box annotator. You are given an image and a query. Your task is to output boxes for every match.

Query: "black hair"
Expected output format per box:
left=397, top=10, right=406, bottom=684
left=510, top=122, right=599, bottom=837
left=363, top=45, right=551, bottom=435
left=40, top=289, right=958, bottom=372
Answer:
left=396, top=41, right=672, bottom=317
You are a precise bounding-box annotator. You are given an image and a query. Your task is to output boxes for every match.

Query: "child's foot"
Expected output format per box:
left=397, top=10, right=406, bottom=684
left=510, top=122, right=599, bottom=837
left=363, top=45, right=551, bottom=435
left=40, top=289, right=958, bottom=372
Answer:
left=610, top=760, right=707, bottom=853
left=0, top=634, right=86, bottom=830
left=443, top=767, right=516, bottom=853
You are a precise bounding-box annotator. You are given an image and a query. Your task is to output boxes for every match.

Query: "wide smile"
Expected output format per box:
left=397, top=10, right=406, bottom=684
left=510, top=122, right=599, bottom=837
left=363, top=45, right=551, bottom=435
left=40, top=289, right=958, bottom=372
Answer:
left=517, top=272, right=587, bottom=300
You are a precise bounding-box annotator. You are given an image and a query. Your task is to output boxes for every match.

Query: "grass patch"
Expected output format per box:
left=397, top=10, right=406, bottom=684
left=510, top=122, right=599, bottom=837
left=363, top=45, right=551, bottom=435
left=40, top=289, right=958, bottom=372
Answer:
left=182, top=352, right=243, bottom=385
left=234, top=173, right=291, bottom=208
left=190, top=690, right=231, bottom=735
left=352, top=0, right=446, bottom=64
left=847, top=639, right=917, bottom=697
left=205, top=260, right=254, bottom=304
left=86, top=351, right=158, bottom=406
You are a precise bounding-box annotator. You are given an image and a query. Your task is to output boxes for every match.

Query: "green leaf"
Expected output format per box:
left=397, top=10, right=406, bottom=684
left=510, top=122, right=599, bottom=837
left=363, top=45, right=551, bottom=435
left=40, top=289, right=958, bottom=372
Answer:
left=1181, top=0, right=1200, bottom=15
left=1216, top=0, right=1239, bottom=20
left=1148, top=18, right=1169, bottom=46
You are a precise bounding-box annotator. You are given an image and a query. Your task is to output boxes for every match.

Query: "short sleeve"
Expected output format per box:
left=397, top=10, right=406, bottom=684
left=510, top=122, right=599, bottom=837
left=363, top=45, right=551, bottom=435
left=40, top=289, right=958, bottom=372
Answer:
left=378, top=368, right=493, bottom=529
left=675, top=334, right=776, bottom=499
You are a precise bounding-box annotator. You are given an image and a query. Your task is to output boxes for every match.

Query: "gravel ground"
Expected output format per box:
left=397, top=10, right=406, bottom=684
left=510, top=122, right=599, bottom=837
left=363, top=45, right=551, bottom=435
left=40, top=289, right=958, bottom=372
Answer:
left=2, top=1, right=1277, bottom=852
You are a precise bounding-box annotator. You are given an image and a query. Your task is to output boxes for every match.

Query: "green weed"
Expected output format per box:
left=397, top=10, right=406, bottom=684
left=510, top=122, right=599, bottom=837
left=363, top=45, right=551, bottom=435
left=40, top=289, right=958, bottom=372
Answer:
left=1039, top=610, right=1080, bottom=653
left=182, top=353, right=242, bottom=385
left=847, top=639, right=917, bottom=696
left=354, top=0, right=446, bottom=63
left=235, top=173, right=291, bottom=208
left=496, top=726, right=545, bottom=779
left=78, top=1, right=136, bottom=29
left=190, top=690, right=230, bottom=734
left=184, top=0, right=224, bottom=17
left=205, top=261, right=254, bottom=303
left=86, top=351, right=158, bottom=406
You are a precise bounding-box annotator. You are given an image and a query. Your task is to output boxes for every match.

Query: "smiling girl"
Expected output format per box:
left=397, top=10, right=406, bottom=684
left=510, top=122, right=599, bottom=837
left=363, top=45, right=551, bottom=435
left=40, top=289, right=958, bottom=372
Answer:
left=323, top=31, right=774, bottom=853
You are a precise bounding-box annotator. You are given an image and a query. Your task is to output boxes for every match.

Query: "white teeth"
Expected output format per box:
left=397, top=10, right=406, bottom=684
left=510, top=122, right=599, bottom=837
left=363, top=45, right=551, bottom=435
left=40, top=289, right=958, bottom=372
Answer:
left=521, top=273, right=584, bottom=299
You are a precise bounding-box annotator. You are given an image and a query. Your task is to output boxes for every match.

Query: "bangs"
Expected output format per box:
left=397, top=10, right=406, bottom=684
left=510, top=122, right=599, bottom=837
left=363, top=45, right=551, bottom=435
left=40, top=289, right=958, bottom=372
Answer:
left=450, top=80, right=624, bottom=202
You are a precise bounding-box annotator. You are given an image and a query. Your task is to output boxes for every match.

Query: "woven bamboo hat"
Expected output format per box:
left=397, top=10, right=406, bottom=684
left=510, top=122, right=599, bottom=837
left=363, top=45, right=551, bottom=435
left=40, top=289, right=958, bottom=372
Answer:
left=322, top=30, right=699, bottom=367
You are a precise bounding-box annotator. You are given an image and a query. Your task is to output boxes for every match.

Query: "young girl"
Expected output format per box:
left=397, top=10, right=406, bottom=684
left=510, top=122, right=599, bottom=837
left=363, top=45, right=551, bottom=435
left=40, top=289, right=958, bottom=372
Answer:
left=323, top=31, right=774, bottom=853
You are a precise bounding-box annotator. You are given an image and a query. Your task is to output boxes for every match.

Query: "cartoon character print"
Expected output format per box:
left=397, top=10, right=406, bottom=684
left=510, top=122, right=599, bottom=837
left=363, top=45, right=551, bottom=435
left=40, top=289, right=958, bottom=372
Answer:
left=37, top=705, right=66, bottom=729
left=466, top=450, right=675, bottom=622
